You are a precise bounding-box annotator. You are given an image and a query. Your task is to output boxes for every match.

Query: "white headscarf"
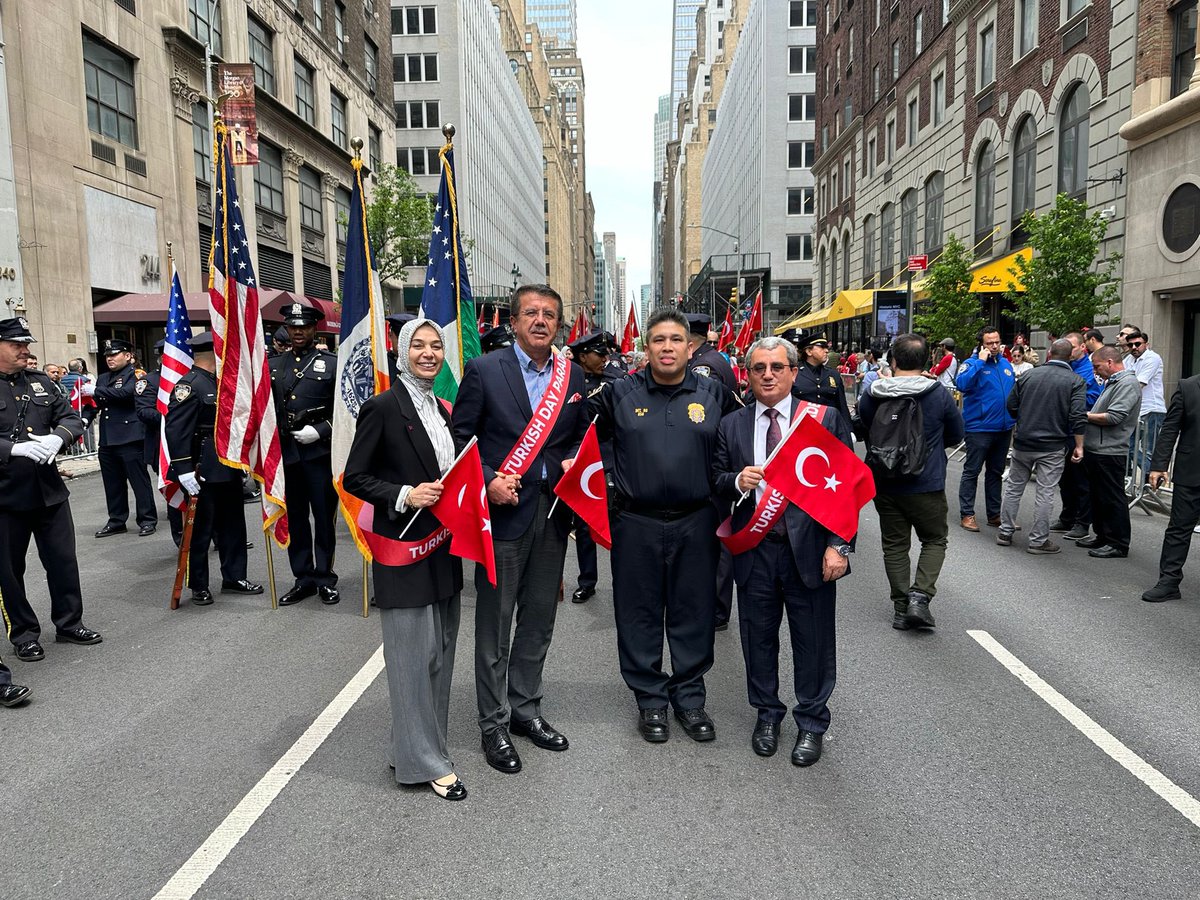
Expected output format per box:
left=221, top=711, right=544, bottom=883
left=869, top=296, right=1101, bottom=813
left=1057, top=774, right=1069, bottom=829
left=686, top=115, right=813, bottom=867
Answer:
left=396, top=317, right=446, bottom=395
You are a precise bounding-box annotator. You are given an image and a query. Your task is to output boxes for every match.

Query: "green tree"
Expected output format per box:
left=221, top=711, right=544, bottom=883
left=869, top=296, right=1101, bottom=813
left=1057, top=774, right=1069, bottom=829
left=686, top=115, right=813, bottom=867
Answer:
left=913, top=233, right=985, bottom=354
left=358, top=164, right=434, bottom=285
left=1006, top=193, right=1121, bottom=336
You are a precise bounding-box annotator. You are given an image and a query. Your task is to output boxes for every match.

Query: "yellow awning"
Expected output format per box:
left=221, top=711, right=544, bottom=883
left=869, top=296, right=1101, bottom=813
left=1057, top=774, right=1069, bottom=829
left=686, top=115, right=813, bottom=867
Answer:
left=794, top=305, right=833, bottom=328
left=970, top=249, right=1030, bottom=293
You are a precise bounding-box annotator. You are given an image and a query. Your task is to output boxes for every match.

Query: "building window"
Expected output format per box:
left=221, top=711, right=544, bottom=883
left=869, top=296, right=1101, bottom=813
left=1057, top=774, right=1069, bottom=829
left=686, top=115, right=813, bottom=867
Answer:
left=789, top=46, right=816, bottom=74
left=914, top=11, right=924, bottom=56
left=255, top=142, right=284, bottom=214
left=787, top=235, right=804, bottom=261
left=188, top=0, right=222, bottom=56
left=299, top=166, right=323, bottom=232
left=393, top=53, right=438, bottom=82
left=335, top=2, right=346, bottom=56
left=787, top=187, right=815, bottom=215
left=867, top=135, right=877, bottom=177
left=192, top=101, right=210, bottom=184
left=336, top=185, right=351, bottom=245
left=365, top=37, right=379, bottom=92
left=1011, top=116, right=1037, bottom=236
left=885, top=118, right=895, bottom=163
left=932, top=71, right=946, bottom=125
left=873, top=64, right=881, bottom=101
left=843, top=158, right=852, bottom=199
left=863, top=215, right=876, bottom=276
left=789, top=94, right=815, bottom=121
left=369, top=124, right=381, bottom=171
left=294, top=57, right=315, bottom=125
left=397, top=147, right=439, bottom=176
left=849, top=26, right=855, bottom=63
left=831, top=170, right=839, bottom=207
left=790, top=0, right=817, bottom=26
left=880, top=203, right=895, bottom=280
left=831, top=240, right=839, bottom=293
left=396, top=99, right=440, bottom=129
left=313, top=0, right=323, bottom=31
left=248, top=14, right=275, bottom=95
left=1066, top=0, right=1087, bottom=17
left=924, top=172, right=944, bottom=255
left=892, top=39, right=900, bottom=81
left=978, top=23, right=995, bottom=89
left=975, top=141, right=996, bottom=254
left=1016, top=0, right=1037, bottom=57
left=907, top=96, right=918, bottom=145
left=84, top=33, right=139, bottom=148
left=875, top=0, right=882, bottom=28
left=787, top=141, right=814, bottom=168
left=330, top=91, right=347, bottom=147
left=392, top=5, right=438, bottom=34
left=842, top=233, right=850, bottom=287
left=1172, top=1, right=1198, bottom=99
left=819, top=249, right=827, bottom=299
left=1058, top=83, right=1089, bottom=199
left=900, top=189, right=917, bottom=262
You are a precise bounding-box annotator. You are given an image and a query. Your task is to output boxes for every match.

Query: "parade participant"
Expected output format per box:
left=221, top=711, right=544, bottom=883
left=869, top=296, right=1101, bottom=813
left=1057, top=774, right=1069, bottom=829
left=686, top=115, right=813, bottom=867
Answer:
left=480, top=323, right=515, bottom=354
left=268, top=303, right=340, bottom=606
left=134, top=340, right=183, bottom=546
left=1144, top=373, right=1200, bottom=602
left=603, top=332, right=627, bottom=378
left=0, top=317, right=101, bottom=662
left=385, top=312, right=417, bottom=380
left=90, top=338, right=157, bottom=537
left=344, top=318, right=467, bottom=801
left=1050, top=332, right=1102, bottom=542
left=0, top=655, right=31, bottom=707
left=566, top=329, right=620, bottom=603
left=592, top=307, right=740, bottom=743
left=714, top=336, right=853, bottom=765
left=1079, top=347, right=1141, bottom=559
left=165, top=333, right=263, bottom=605
left=954, top=327, right=1016, bottom=532
left=685, top=313, right=738, bottom=395
left=452, top=284, right=587, bottom=774
left=268, top=326, right=290, bottom=359
left=788, top=329, right=851, bottom=425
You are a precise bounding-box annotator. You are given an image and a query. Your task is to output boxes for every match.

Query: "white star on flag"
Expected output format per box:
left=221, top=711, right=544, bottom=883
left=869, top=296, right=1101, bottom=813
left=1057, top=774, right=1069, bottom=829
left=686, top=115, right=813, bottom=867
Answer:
left=428, top=278, right=437, bottom=286
left=824, top=473, right=841, bottom=492
left=433, top=225, right=442, bottom=234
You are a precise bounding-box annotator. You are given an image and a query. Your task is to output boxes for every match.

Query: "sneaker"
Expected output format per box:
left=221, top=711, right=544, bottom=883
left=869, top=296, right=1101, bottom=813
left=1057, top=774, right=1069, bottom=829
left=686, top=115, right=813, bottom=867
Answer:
left=995, top=531, right=1013, bottom=546
left=1048, top=519, right=1072, bottom=533
left=904, top=591, right=936, bottom=628
left=892, top=609, right=910, bottom=630
left=1027, top=540, right=1062, bottom=555
left=1063, top=524, right=1090, bottom=541
left=960, top=514, right=980, bottom=532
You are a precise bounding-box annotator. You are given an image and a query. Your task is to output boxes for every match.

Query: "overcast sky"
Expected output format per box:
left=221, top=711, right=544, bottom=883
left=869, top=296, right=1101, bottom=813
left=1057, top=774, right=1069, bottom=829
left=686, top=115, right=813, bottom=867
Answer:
left=577, top=0, right=673, bottom=308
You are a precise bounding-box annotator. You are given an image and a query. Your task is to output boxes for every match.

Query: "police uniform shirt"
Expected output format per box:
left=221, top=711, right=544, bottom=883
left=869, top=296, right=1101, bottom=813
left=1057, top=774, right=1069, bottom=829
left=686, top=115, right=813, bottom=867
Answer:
left=164, top=368, right=239, bottom=483
left=268, top=342, right=337, bottom=463
left=584, top=366, right=623, bottom=467
left=94, top=362, right=145, bottom=447
left=0, top=369, right=85, bottom=510
left=793, top=361, right=851, bottom=424
left=688, top=342, right=739, bottom=395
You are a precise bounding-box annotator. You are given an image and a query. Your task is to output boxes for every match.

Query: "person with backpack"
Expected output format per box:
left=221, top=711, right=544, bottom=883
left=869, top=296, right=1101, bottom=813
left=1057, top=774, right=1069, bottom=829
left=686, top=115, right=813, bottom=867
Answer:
left=954, top=327, right=1017, bottom=532
left=856, top=333, right=964, bottom=631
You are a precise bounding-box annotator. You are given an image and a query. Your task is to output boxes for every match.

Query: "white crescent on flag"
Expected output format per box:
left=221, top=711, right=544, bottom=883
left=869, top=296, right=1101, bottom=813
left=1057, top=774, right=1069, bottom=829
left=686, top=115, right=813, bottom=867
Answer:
left=795, top=447, right=830, bottom=488
left=580, top=462, right=605, bottom=501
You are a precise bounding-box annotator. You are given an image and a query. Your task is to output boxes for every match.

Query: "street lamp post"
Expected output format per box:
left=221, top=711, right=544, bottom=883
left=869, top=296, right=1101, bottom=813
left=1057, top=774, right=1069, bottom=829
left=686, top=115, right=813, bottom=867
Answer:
left=510, top=263, right=521, bottom=296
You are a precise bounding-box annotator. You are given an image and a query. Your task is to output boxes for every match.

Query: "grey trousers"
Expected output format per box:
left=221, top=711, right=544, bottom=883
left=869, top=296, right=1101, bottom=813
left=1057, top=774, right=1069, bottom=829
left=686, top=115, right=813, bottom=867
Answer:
left=474, top=491, right=568, bottom=734
left=380, top=595, right=460, bottom=785
left=1000, top=448, right=1066, bottom=546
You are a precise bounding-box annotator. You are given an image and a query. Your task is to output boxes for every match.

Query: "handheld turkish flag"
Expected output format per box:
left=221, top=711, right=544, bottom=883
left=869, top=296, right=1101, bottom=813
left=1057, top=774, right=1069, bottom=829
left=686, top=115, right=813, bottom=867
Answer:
left=734, top=290, right=762, bottom=354
left=567, top=309, right=585, bottom=344
left=430, top=437, right=497, bottom=585
left=717, top=308, right=734, bottom=352
left=621, top=304, right=639, bottom=353
left=762, top=412, right=875, bottom=540
left=553, top=422, right=611, bottom=549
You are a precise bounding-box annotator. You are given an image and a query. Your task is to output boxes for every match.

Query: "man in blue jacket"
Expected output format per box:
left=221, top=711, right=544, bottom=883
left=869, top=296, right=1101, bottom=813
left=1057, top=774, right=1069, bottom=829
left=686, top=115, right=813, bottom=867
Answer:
left=954, top=327, right=1016, bottom=531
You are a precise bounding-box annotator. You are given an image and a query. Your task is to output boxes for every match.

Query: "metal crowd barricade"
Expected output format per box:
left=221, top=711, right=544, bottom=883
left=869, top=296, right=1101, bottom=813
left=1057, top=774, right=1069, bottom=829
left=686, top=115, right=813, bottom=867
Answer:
left=1127, top=416, right=1171, bottom=515
left=842, top=372, right=859, bottom=412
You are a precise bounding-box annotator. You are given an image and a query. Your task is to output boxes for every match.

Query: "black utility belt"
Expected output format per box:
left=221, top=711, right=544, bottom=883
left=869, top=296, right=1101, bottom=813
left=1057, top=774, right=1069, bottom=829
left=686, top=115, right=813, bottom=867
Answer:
left=612, top=496, right=709, bottom=521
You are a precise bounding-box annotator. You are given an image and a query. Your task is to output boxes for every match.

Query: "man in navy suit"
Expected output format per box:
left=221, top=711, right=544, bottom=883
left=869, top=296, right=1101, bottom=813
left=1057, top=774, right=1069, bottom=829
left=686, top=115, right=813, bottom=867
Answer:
left=714, top=336, right=854, bottom=766
left=452, top=284, right=588, bottom=775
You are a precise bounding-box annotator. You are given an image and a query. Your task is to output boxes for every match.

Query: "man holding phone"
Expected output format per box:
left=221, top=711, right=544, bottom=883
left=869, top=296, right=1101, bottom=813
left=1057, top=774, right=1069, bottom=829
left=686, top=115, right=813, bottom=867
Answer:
left=954, top=328, right=1016, bottom=532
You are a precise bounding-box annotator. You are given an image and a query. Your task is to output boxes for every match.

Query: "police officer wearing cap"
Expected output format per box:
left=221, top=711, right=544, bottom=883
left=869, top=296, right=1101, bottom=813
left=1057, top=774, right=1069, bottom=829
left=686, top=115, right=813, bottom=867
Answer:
left=135, top=339, right=184, bottom=545
left=165, top=332, right=262, bottom=605
left=269, top=326, right=290, bottom=359
left=480, top=323, right=515, bottom=354
left=386, top=312, right=417, bottom=381
left=0, top=316, right=102, bottom=663
left=685, top=313, right=739, bottom=396
left=789, top=329, right=851, bottom=425
left=92, top=337, right=158, bottom=537
left=268, top=302, right=340, bottom=606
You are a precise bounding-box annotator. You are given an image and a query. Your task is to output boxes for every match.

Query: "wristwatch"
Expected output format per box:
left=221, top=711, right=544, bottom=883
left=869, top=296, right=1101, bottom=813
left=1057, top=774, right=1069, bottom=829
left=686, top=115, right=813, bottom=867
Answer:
left=833, top=544, right=852, bottom=557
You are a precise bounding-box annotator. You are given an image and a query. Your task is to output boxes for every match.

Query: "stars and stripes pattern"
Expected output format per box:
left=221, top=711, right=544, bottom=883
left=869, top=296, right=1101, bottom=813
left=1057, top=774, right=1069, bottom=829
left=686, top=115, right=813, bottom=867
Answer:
left=157, top=267, right=194, bottom=509
left=207, top=118, right=288, bottom=546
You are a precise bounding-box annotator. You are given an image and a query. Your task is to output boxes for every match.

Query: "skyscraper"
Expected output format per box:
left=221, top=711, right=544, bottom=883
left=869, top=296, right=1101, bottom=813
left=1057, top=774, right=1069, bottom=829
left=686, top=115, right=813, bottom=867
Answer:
left=526, top=0, right=577, bottom=45
left=670, top=0, right=704, bottom=139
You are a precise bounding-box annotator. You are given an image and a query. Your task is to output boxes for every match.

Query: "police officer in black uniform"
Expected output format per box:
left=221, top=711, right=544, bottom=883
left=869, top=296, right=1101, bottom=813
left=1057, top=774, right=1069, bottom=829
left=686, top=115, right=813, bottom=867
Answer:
left=134, top=339, right=184, bottom=546
left=385, top=312, right=416, bottom=380
left=480, top=323, right=515, bottom=354
left=593, top=307, right=740, bottom=743
left=0, top=316, right=102, bottom=663
left=268, top=302, right=340, bottom=606
left=92, top=338, right=158, bottom=537
left=788, top=329, right=851, bottom=425
left=269, top=326, right=290, bottom=359
left=164, top=332, right=262, bottom=605
left=685, top=313, right=739, bottom=396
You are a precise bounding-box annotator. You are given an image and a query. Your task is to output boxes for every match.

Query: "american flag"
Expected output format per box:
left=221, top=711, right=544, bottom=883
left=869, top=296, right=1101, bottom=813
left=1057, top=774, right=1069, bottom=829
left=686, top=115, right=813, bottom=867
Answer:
left=157, top=268, right=194, bottom=508
left=207, top=119, right=288, bottom=546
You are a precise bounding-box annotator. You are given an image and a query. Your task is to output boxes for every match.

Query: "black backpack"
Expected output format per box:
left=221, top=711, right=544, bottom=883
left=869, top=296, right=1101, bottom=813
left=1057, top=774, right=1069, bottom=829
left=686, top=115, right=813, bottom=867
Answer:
left=866, top=392, right=930, bottom=477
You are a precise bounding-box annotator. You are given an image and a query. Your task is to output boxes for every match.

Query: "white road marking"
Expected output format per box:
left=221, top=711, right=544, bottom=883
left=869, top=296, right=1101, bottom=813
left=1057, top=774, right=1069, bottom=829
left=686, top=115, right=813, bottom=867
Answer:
left=153, top=646, right=386, bottom=900
left=968, top=629, right=1200, bottom=831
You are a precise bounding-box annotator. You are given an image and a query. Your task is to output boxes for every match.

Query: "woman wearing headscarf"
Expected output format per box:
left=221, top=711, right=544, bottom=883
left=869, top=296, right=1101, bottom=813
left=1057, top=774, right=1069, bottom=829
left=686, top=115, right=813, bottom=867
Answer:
left=344, top=318, right=466, bottom=801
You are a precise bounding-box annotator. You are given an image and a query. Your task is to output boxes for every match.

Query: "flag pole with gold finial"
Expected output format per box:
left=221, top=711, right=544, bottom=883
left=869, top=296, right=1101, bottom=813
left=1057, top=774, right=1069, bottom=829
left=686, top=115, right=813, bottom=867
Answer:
left=350, top=136, right=371, bottom=620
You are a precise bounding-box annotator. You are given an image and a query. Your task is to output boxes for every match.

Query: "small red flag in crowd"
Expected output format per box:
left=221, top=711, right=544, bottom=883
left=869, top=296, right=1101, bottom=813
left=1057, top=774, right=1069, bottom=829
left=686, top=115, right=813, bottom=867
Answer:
left=717, top=309, right=734, bottom=352
left=621, top=304, right=639, bottom=353
left=734, top=290, right=763, bottom=354
left=430, top=438, right=497, bottom=585
left=554, top=422, right=611, bottom=549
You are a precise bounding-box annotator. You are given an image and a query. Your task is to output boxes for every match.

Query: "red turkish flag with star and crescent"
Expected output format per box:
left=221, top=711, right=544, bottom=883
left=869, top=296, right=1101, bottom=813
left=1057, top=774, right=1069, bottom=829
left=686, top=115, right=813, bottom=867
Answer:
left=761, top=412, right=876, bottom=540
left=554, top=422, right=611, bottom=549
left=430, top=437, right=497, bottom=585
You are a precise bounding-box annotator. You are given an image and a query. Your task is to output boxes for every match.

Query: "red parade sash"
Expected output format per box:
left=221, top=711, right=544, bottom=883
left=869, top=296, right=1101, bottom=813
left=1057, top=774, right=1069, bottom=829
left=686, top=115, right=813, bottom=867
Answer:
left=357, top=503, right=451, bottom=567
left=717, top=402, right=831, bottom=555
left=498, top=350, right=571, bottom=479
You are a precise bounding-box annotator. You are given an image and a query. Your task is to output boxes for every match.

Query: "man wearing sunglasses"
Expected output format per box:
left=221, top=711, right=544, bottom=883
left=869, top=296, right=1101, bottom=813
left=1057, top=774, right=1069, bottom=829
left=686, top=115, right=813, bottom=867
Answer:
left=787, top=329, right=851, bottom=427
left=1124, top=330, right=1166, bottom=479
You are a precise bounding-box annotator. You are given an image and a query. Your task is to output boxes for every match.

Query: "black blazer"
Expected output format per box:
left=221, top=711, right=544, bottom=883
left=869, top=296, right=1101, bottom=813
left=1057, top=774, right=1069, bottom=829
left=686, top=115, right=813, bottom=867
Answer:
left=713, top=401, right=854, bottom=590
left=95, top=363, right=145, bottom=447
left=1152, top=375, right=1200, bottom=487
left=451, top=346, right=588, bottom=542
left=343, top=383, right=462, bottom=608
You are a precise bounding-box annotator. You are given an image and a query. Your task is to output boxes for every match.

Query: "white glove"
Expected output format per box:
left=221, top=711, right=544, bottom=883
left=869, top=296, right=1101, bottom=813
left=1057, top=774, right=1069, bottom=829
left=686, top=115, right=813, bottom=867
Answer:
left=33, top=433, right=64, bottom=462
left=178, top=472, right=202, bottom=495
left=80, top=381, right=95, bottom=397
left=292, top=425, right=320, bottom=445
left=10, top=441, right=53, bottom=463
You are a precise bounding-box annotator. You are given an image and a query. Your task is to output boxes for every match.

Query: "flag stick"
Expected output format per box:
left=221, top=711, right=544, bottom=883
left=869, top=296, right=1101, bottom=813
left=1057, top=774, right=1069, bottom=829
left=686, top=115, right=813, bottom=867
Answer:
left=396, top=434, right=479, bottom=541
left=545, top=416, right=595, bottom=520
left=736, top=409, right=811, bottom=504
left=361, top=557, right=369, bottom=619
left=265, top=529, right=278, bottom=610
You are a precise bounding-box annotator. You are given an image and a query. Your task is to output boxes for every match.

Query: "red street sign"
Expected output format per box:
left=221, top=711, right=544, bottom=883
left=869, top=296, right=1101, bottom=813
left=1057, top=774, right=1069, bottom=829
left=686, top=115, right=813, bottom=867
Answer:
left=908, top=255, right=928, bottom=272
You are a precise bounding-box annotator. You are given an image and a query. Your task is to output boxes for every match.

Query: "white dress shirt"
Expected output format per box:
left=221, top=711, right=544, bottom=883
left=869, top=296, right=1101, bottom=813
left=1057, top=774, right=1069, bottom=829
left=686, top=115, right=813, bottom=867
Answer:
left=752, top=395, right=794, bottom=503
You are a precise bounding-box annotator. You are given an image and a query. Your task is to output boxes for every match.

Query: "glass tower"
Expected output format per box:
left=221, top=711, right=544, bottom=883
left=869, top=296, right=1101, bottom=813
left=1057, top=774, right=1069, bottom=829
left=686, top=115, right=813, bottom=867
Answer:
left=670, top=0, right=704, bottom=139
left=526, top=0, right=577, bottom=45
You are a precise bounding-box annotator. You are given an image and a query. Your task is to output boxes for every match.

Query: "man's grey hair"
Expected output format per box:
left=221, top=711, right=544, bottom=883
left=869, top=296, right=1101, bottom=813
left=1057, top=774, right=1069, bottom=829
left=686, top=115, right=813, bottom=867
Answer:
left=746, top=336, right=799, bottom=368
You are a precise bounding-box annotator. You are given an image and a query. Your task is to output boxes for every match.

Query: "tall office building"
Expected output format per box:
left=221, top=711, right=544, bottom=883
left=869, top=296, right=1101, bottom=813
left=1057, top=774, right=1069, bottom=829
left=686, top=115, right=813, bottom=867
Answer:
left=670, top=0, right=704, bottom=139
left=650, top=93, right=670, bottom=303
left=526, top=0, right=577, bottom=45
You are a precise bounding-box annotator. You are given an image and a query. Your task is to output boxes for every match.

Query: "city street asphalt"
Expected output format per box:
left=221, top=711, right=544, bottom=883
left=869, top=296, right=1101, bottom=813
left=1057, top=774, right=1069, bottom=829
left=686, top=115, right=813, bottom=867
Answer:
left=4, top=459, right=1200, bottom=900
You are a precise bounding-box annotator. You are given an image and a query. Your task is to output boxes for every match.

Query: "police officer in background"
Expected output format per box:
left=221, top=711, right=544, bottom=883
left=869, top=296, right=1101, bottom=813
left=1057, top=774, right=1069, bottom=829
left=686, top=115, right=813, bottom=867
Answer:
left=268, top=303, right=340, bottom=606
left=788, top=329, right=851, bottom=425
left=0, top=316, right=102, bottom=663
left=134, top=339, right=184, bottom=546
left=480, top=322, right=515, bottom=354
left=268, top=326, right=290, bottom=359
left=385, top=312, right=416, bottom=380
left=685, top=313, right=739, bottom=396
left=90, top=338, right=158, bottom=537
left=165, top=333, right=262, bottom=606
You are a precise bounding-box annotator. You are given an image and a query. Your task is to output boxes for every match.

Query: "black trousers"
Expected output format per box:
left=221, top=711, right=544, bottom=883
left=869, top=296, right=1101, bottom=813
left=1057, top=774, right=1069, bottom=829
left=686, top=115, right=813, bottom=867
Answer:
left=715, top=545, right=735, bottom=625
left=611, top=505, right=718, bottom=711
left=574, top=515, right=598, bottom=590
left=0, top=501, right=85, bottom=646
left=283, top=459, right=338, bottom=589
left=1158, top=481, right=1200, bottom=585
left=737, top=538, right=837, bottom=733
left=1059, top=440, right=1092, bottom=526
left=187, top=480, right=248, bottom=591
left=1085, top=454, right=1130, bottom=553
left=99, top=441, right=158, bottom=528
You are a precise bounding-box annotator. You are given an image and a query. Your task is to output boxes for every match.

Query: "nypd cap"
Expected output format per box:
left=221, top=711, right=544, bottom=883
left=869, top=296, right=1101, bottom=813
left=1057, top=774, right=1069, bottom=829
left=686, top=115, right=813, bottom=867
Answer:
left=282, top=302, right=322, bottom=326
left=187, top=331, right=215, bottom=352
left=103, top=338, right=135, bottom=356
left=0, top=316, right=36, bottom=344
left=684, top=313, right=712, bottom=337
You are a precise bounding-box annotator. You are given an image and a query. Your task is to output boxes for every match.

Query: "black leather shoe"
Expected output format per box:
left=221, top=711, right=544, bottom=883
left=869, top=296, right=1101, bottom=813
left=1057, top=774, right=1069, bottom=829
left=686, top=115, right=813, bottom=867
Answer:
left=791, top=730, right=824, bottom=766
left=319, top=586, right=341, bottom=605
left=138, top=524, right=157, bottom=537
left=892, top=610, right=910, bottom=630
left=638, top=708, right=670, bottom=743
left=191, top=589, right=214, bottom=606
left=570, top=586, right=595, bottom=603
left=0, top=684, right=31, bottom=707
left=279, top=584, right=317, bottom=606
left=1088, top=545, right=1127, bottom=558
left=55, top=626, right=102, bottom=645
left=905, top=591, right=935, bottom=629
left=94, top=524, right=127, bottom=538
left=222, top=579, right=264, bottom=595
left=674, top=707, right=716, bottom=742
left=429, top=776, right=468, bottom=801
left=510, top=715, right=569, bottom=751
left=1143, top=581, right=1182, bottom=603
left=14, top=640, right=44, bottom=661
left=751, top=720, right=779, bottom=757
left=1075, top=535, right=1103, bottom=549
left=481, top=728, right=522, bottom=774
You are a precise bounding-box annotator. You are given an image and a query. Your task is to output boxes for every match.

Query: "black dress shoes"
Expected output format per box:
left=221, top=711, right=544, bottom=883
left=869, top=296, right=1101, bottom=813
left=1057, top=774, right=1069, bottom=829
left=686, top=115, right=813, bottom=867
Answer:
left=222, top=579, right=264, bottom=595
left=638, top=708, right=670, bottom=743
left=138, top=524, right=157, bottom=537
left=0, top=683, right=31, bottom=707
left=1075, top=535, right=1103, bottom=549
left=1143, top=581, right=1183, bottom=603
left=318, top=586, right=341, bottom=605
left=570, top=586, right=595, bottom=603
left=95, top=524, right=127, bottom=538
left=279, top=584, right=317, bottom=606
left=751, top=720, right=780, bottom=757
left=482, top=727, right=522, bottom=774
left=55, top=626, right=102, bottom=645
left=674, top=707, right=716, bottom=742
left=15, top=640, right=44, bottom=661
left=510, top=716, right=569, bottom=751
left=791, top=730, right=824, bottom=767
left=191, top=589, right=214, bottom=606
left=1088, top=545, right=1127, bottom=558
left=905, top=591, right=936, bottom=629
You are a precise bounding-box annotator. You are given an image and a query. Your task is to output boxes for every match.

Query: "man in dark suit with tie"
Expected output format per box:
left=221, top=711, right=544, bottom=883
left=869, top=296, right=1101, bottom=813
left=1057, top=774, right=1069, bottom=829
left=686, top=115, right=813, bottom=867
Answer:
left=451, top=284, right=588, bottom=774
left=714, top=335, right=854, bottom=766
left=1144, top=374, right=1200, bottom=602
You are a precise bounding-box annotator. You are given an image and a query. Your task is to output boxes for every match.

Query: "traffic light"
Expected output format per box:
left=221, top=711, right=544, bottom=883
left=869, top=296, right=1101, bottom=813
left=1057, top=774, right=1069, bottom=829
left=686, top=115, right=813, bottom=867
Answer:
left=730, top=286, right=738, bottom=306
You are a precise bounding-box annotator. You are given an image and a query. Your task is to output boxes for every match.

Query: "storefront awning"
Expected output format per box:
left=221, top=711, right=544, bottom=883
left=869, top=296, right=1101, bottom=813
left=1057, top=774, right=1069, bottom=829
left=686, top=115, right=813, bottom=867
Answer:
left=826, top=290, right=875, bottom=324
left=970, top=249, right=1031, bottom=293
left=259, top=293, right=341, bottom=331
left=94, top=289, right=341, bottom=331
left=792, top=304, right=834, bottom=329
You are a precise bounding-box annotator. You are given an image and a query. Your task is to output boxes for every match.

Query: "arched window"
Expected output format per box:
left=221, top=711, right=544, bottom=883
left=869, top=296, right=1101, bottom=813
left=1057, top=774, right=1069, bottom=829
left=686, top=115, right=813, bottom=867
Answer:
left=1058, top=83, right=1089, bottom=199
left=863, top=215, right=876, bottom=280
left=975, top=141, right=996, bottom=255
left=900, top=189, right=918, bottom=263
left=1012, top=116, right=1037, bottom=242
left=842, top=231, right=851, bottom=288
left=924, top=172, right=944, bottom=256
left=831, top=239, right=840, bottom=294
left=819, top=248, right=827, bottom=300
left=880, top=203, right=895, bottom=283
